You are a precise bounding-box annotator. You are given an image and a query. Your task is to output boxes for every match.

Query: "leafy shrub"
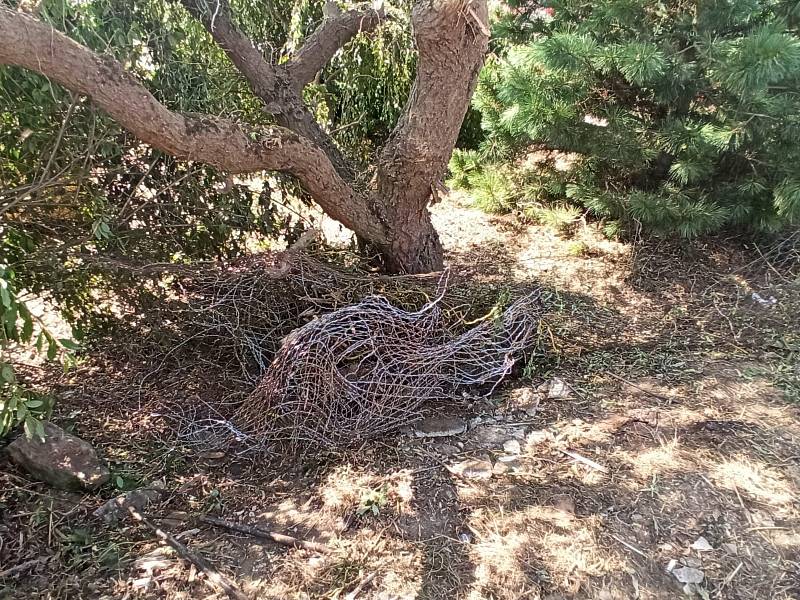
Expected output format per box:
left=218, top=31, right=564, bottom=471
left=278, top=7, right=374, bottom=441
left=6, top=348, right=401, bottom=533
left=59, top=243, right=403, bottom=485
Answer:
left=454, top=0, right=800, bottom=236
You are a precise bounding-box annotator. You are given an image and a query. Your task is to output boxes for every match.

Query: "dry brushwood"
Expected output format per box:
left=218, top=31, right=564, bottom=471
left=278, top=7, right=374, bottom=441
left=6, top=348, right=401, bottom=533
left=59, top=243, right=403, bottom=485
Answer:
left=237, top=281, right=546, bottom=452
left=177, top=248, right=445, bottom=383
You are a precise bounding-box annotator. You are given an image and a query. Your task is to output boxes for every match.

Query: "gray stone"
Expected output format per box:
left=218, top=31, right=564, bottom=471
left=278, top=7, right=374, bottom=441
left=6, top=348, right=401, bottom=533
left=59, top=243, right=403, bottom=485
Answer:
left=414, top=415, right=467, bottom=438
left=450, top=458, right=493, bottom=480
left=94, top=483, right=166, bottom=524
left=6, top=422, right=109, bottom=491
left=502, top=439, right=522, bottom=454
left=672, top=566, right=704, bottom=585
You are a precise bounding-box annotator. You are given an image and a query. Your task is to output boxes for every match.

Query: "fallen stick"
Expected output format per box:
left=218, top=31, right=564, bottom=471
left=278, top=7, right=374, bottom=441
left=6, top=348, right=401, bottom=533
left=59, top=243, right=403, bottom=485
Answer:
left=200, top=515, right=330, bottom=554
left=559, top=448, right=608, bottom=473
left=123, top=504, right=248, bottom=600
left=345, top=572, right=376, bottom=600
left=0, top=556, right=49, bottom=579
left=606, top=372, right=673, bottom=403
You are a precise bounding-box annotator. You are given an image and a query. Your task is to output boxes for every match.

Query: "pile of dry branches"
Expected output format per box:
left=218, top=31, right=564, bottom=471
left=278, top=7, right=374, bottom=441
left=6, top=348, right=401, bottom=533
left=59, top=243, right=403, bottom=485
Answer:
left=237, top=282, right=546, bottom=452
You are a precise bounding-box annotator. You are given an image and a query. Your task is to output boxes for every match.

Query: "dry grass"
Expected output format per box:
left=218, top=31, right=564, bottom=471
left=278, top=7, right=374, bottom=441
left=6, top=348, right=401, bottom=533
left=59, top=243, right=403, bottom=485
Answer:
left=1, top=195, right=799, bottom=599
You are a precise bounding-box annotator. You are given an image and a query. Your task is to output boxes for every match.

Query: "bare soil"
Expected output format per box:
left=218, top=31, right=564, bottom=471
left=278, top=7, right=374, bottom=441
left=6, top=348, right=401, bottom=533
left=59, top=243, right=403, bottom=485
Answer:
left=2, top=195, right=799, bottom=599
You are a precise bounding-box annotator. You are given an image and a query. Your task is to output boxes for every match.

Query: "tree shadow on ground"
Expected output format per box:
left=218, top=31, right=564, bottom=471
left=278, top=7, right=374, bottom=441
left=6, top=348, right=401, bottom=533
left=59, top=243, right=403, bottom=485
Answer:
left=2, top=218, right=800, bottom=599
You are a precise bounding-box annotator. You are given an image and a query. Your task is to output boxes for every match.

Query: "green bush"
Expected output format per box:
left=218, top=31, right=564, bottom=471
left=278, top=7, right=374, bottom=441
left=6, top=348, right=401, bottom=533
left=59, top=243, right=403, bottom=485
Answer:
left=453, top=0, right=800, bottom=236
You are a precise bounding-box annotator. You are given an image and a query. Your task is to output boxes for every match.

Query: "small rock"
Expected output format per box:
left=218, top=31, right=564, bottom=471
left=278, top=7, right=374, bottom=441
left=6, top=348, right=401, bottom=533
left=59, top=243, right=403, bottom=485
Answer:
left=672, top=566, right=704, bottom=585
left=94, top=485, right=166, bottom=524
left=550, top=494, right=575, bottom=515
left=690, top=536, right=714, bottom=552
left=545, top=377, right=571, bottom=400
left=502, top=439, right=522, bottom=454
left=666, top=558, right=678, bottom=573
left=6, top=422, right=109, bottom=491
left=681, top=556, right=703, bottom=568
left=506, top=388, right=541, bottom=416
left=414, top=416, right=467, bottom=438
left=458, top=531, right=472, bottom=543
left=492, top=461, right=510, bottom=475
left=450, top=458, right=493, bottom=480
left=721, top=543, right=738, bottom=555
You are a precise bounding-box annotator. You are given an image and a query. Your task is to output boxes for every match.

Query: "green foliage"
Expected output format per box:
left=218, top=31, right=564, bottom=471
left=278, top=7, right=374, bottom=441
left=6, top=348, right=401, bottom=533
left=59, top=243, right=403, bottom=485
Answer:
left=1, top=1, right=416, bottom=352
left=1, top=264, right=62, bottom=439
left=456, top=0, right=800, bottom=237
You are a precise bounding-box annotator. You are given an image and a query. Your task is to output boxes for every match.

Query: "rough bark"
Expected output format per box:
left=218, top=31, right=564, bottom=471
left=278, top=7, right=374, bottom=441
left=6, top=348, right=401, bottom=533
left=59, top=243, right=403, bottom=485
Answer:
left=0, top=7, right=386, bottom=242
left=0, top=0, right=489, bottom=274
left=375, top=0, right=490, bottom=272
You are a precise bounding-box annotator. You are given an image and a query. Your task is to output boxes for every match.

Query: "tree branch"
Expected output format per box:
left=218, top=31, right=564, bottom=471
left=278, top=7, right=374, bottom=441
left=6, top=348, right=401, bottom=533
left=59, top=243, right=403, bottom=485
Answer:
left=181, top=0, right=359, bottom=181
left=377, top=0, right=489, bottom=205
left=0, top=7, right=386, bottom=242
left=180, top=0, right=278, bottom=102
left=287, top=4, right=386, bottom=92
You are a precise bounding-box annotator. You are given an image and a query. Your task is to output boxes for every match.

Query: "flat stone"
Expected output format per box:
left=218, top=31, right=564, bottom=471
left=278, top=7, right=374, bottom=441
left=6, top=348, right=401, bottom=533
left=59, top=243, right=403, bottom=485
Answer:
left=672, top=566, right=704, bottom=585
left=6, top=422, right=109, bottom=491
left=414, top=415, right=467, bottom=438
left=503, top=439, right=522, bottom=454
left=450, top=458, right=493, bottom=480
left=94, top=484, right=166, bottom=524
left=546, top=377, right=571, bottom=399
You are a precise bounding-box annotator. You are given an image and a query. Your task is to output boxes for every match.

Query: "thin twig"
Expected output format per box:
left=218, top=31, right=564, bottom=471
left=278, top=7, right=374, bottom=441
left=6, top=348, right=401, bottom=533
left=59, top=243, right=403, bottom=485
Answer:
left=0, top=557, right=49, bottom=579
left=610, top=534, right=648, bottom=558
left=199, top=515, right=330, bottom=554
left=345, top=572, right=376, bottom=600
left=559, top=448, right=608, bottom=473
left=605, top=372, right=673, bottom=403
left=124, top=505, right=248, bottom=600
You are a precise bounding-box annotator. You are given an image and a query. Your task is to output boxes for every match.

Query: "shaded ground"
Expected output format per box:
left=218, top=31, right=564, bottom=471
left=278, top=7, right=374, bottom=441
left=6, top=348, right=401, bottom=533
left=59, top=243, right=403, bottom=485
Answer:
left=2, top=195, right=800, bottom=599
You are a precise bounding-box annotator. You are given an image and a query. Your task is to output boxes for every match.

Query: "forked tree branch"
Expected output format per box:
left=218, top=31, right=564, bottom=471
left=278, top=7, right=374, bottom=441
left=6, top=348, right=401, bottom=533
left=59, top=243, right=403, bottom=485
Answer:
left=180, top=0, right=278, bottom=101
left=287, top=4, right=386, bottom=92
left=180, top=0, right=360, bottom=181
left=0, top=8, right=387, bottom=242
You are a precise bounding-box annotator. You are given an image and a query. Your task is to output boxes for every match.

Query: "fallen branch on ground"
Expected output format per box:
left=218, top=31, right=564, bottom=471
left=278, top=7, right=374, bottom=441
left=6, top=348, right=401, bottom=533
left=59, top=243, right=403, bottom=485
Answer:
left=200, top=515, right=330, bottom=554
left=0, top=557, right=49, bottom=579
left=122, top=503, right=248, bottom=600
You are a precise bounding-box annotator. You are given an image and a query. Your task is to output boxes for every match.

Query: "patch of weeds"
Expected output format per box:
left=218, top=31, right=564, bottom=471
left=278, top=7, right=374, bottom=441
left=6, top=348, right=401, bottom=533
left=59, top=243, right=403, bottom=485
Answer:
left=108, top=464, right=145, bottom=492
left=57, top=526, right=124, bottom=572
left=357, top=486, right=388, bottom=517
left=319, top=557, right=366, bottom=597
left=566, top=240, right=590, bottom=257
left=745, top=358, right=800, bottom=402
left=203, top=488, right=224, bottom=513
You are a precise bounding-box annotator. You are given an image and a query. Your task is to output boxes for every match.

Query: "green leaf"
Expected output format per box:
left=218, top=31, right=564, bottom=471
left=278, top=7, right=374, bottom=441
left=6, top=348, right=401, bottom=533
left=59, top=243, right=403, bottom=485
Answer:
left=115, top=475, right=125, bottom=489
left=34, top=420, right=45, bottom=441
left=0, top=364, right=14, bottom=383
left=0, top=285, right=10, bottom=309
left=25, top=399, right=44, bottom=409
left=58, top=338, right=81, bottom=351
left=47, top=340, right=58, bottom=361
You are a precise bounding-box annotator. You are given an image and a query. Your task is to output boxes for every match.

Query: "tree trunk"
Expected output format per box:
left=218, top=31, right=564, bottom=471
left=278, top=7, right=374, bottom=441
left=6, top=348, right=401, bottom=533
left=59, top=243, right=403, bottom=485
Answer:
left=377, top=204, right=444, bottom=274
left=372, top=0, right=490, bottom=273
left=0, top=0, right=489, bottom=274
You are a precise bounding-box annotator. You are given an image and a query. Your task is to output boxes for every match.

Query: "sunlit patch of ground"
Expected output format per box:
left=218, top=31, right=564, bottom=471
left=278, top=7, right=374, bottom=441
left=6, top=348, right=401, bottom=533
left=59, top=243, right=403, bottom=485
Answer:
left=2, top=196, right=800, bottom=599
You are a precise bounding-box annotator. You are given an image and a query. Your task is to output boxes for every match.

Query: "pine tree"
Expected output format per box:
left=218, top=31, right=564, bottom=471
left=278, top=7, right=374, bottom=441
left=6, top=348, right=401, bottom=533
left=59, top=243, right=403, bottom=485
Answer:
left=453, top=0, right=800, bottom=237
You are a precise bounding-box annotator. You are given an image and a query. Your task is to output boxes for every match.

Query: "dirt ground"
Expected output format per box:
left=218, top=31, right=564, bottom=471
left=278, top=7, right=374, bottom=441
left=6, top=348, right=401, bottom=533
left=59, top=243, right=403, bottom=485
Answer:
left=2, top=195, right=799, bottom=599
